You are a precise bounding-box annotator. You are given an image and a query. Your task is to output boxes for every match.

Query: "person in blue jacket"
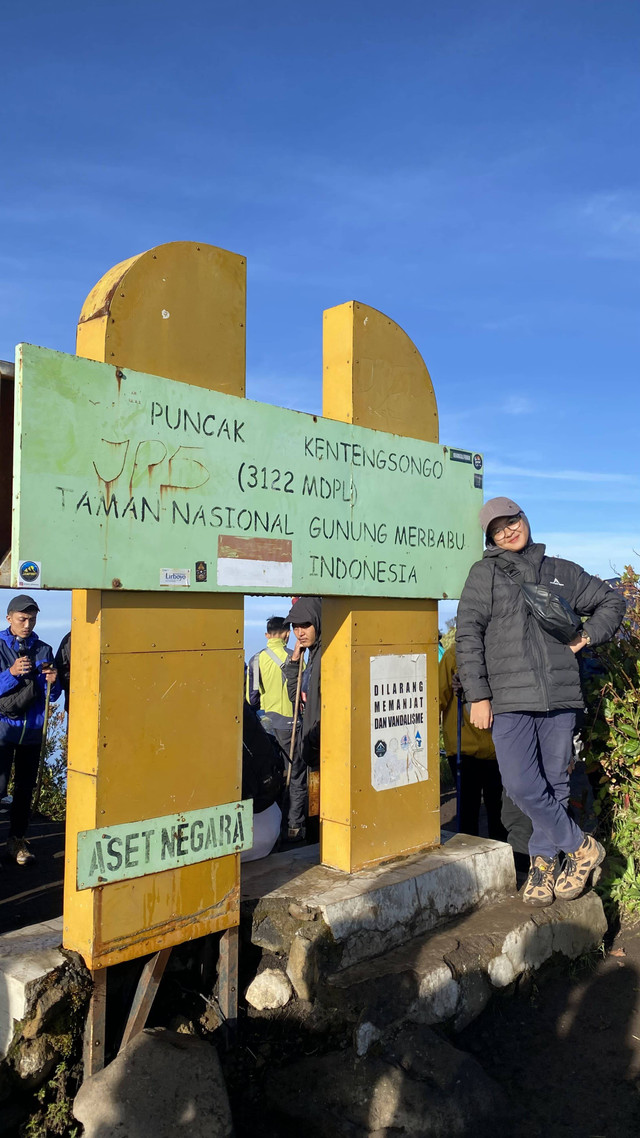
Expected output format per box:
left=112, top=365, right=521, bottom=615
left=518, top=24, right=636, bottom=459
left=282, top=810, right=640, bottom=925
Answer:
left=0, top=595, right=60, bottom=865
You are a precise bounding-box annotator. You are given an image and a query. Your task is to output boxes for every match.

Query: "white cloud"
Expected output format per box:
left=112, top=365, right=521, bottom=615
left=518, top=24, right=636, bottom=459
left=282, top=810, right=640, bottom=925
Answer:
left=489, top=461, right=634, bottom=484
left=502, top=395, right=534, bottom=416
left=536, top=532, right=639, bottom=578
left=579, top=192, right=640, bottom=261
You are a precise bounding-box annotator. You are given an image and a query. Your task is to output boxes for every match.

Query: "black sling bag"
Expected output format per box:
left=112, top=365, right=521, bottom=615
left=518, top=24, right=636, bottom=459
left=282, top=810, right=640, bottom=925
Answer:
left=497, top=556, right=583, bottom=645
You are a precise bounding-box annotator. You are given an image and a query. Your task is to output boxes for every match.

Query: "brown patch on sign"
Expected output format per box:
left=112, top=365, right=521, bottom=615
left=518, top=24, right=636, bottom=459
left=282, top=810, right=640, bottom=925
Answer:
left=217, top=535, right=292, bottom=562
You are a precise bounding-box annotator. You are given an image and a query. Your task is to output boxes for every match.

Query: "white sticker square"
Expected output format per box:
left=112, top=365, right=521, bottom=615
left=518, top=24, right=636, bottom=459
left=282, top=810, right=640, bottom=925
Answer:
left=159, top=568, right=191, bottom=587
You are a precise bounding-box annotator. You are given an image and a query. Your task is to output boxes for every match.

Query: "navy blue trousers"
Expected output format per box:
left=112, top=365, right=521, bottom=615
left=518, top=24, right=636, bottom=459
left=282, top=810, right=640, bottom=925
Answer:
left=491, top=711, right=583, bottom=860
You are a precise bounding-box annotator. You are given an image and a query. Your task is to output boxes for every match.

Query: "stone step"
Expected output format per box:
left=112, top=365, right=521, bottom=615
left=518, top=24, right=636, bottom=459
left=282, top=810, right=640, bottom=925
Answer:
left=0, top=917, right=65, bottom=1058
left=243, top=833, right=516, bottom=975
left=323, top=887, right=607, bottom=1051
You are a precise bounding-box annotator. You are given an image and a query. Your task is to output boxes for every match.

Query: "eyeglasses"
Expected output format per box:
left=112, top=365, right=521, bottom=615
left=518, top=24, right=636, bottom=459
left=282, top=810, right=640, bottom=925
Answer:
left=491, top=513, right=523, bottom=540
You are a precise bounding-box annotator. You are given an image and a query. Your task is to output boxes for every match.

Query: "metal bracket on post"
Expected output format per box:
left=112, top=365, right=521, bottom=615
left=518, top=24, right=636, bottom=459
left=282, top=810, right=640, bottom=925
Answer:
left=119, top=947, right=172, bottom=1054
left=83, top=968, right=107, bottom=1080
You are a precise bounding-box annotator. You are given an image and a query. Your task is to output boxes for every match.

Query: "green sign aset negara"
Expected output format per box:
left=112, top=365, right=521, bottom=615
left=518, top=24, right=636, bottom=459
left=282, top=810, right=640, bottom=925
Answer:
left=13, top=344, right=483, bottom=597
left=76, top=799, right=253, bottom=890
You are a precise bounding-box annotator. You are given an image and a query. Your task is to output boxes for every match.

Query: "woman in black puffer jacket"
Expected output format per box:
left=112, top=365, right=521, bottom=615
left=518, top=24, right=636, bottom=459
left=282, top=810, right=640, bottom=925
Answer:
left=456, top=497, right=625, bottom=907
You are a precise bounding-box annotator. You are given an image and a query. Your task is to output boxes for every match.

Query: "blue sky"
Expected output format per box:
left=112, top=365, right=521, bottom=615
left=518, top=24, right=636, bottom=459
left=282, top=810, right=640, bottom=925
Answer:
left=1, top=0, right=639, bottom=658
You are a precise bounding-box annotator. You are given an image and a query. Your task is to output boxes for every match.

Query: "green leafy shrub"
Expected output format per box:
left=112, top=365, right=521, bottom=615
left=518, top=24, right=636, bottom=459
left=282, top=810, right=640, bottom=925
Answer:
left=582, top=566, right=640, bottom=916
left=7, top=706, right=68, bottom=821
left=36, top=706, right=68, bottom=821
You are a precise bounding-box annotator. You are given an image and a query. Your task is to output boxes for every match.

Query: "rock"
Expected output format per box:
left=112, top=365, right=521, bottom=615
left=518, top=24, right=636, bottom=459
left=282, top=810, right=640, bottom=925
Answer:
left=414, top=963, right=461, bottom=1025
left=11, top=1036, right=58, bottom=1090
left=268, top=1023, right=504, bottom=1137
left=0, top=920, right=89, bottom=1060
left=288, top=902, right=318, bottom=922
left=199, top=1001, right=224, bottom=1034
left=453, top=970, right=492, bottom=1032
left=354, top=1019, right=381, bottom=1057
left=168, top=1014, right=195, bottom=1034
left=73, top=1028, right=233, bottom=1138
left=245, top=969, right=293, bottom=1011
left=252, top=912, right=288, bottom=954
left=286, top=932, right=318, bottom=1001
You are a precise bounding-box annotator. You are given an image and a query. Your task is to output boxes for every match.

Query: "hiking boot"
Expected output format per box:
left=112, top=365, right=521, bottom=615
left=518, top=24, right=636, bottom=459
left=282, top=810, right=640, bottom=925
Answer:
left=6, top=837, right=36, bottom=866
left=554, top=835, right=605, bottom=901
left=286, top=828, right=305, bottom=844
left=522, top=855, right=557, bottom=907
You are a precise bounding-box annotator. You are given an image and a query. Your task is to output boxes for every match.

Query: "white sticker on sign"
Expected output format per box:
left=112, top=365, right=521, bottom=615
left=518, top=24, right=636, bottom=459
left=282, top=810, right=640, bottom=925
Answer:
left=159, top=568, right=191, bottom=587
left=370, top=653, right=428, bottom=792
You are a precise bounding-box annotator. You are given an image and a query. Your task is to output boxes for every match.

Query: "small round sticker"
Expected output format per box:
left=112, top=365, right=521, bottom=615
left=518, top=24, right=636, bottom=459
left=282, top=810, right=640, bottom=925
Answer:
left=19, top=561, right=40, bottom=584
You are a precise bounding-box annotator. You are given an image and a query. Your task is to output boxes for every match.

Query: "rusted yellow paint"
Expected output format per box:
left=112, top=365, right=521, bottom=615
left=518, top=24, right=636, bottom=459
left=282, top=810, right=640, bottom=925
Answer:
left=321, top=303, right=441, bottom=872
left=76, top=240, right=246, bottom=393
left=64, top=242, right=245, bottom=967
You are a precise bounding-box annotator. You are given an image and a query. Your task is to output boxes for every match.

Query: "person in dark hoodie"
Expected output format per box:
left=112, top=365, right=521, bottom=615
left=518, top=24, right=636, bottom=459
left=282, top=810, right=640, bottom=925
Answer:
left=282, top=596, right=322, bottom=842
left=0, top=595, right=61, bottom=864
left=456, top=498, right=625, bottom=907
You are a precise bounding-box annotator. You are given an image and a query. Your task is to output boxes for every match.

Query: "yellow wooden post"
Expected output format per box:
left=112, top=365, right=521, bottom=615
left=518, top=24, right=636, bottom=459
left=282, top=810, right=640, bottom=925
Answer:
left=321, top=301, right=441, bottom=872
left=64, top=241, right=246, bottom=967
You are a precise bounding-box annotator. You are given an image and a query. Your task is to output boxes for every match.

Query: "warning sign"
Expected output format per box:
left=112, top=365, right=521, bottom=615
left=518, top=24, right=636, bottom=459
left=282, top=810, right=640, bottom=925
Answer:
left=370, top=654, right=428, bottom=791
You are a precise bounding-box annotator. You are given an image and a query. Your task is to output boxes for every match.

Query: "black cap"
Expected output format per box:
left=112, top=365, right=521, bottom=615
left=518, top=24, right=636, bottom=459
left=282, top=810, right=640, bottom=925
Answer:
left=7, top=594, right=40, bottom=615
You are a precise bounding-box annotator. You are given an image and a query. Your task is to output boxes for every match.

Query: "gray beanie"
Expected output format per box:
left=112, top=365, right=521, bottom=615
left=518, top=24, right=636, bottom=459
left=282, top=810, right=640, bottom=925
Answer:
left=478, top=496, right=523, bottom=534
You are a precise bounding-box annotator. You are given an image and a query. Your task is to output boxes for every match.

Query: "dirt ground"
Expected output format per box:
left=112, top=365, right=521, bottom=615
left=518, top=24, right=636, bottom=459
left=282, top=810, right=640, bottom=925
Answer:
left=412, top=782, right=640, bottom=1137
left=223, top=918, right=640, bottom=1138
left=458, top=919, right=640, bottom=1138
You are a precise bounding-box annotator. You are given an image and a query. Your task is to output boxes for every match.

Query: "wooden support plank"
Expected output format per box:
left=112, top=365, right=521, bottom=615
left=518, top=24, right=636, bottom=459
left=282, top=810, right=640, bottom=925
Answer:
left=119, top=947, right=172, bottom=1053
left=83, top=968, right=107, bottom=1079
left=218, top=925, right=239, bottom=1030
left=308, top=769, right=320, bottom=817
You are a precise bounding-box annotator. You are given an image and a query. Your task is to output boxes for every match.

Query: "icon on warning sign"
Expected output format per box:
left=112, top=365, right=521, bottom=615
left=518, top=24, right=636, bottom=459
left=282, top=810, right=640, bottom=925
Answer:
left=374, top=740, right=387, bottom=758
left=414, top=731, right=423, bottom=749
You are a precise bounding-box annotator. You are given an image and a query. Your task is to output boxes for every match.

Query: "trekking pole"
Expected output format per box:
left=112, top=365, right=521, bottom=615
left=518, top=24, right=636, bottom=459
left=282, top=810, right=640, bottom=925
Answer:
left=455, top=692, right=463, bottom=834
left=33, top=678, right=52, bottom=814
left=286, top=654, right=304, bottom=790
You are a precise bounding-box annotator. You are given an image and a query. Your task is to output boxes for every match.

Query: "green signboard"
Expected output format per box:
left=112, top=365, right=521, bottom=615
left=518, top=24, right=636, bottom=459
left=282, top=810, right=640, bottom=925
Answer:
left=13, top=344, right=483, bottom=597
left=76, top=799, right=253, bottom=889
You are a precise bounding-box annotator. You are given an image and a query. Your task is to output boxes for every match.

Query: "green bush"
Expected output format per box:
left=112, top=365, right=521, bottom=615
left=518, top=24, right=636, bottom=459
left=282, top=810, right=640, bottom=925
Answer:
left=36, top=706, right=68, bottom=821
left=582, top=566, right=640, bottom=917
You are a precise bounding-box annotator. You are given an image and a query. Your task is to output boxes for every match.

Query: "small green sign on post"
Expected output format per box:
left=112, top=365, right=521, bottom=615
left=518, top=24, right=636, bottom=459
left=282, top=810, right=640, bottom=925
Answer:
left=13, top=344, right=483, bottom=596
left=76, top=800, right=253, bottom=890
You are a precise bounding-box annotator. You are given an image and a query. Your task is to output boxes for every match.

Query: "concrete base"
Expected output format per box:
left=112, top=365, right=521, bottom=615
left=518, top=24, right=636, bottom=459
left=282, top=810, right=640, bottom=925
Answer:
left=0, top=917, right=65, bottom=1058
left=243, top=835, right=607, bottom=1034
left=330, top=888, right=608, bottom=1047
left=243, top=834, right=516, bottom=972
